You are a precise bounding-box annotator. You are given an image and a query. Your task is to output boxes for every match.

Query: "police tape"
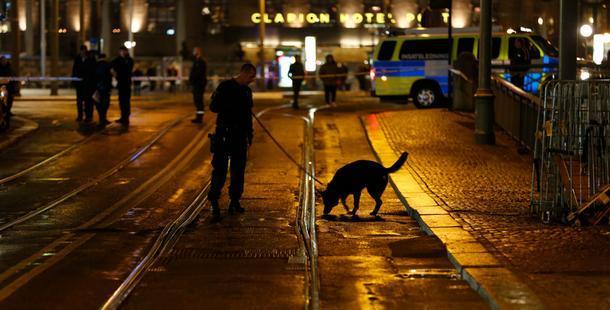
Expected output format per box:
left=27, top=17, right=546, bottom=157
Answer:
left=0, top=65, right=561, bottom=83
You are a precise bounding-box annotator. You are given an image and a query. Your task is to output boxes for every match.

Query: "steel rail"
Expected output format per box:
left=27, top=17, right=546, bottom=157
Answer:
left=100, top=182, right=211, bottom=310
left=0, top=115, right=187, bottom=232
left=0, top=133, right=103, bottom=185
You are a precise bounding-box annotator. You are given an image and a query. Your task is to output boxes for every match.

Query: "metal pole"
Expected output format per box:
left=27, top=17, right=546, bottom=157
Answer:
left=40, top=0, right=46, bottom=77
left=258, top=0, right=265, bottom=89
left=128, top=0, right=134, bottom=57
left=80, top=0, right=86, bottom=45
left=559, top=0, right=577, bottom=80
left=101, top=0, right=111, bottom=55
left=11, top=0, right=21, bottom=77
left=50, top=0, right=58, bottom=96
left=474, top=0, right=495, bottom=144
left=25, top=0, right=34, bottom=55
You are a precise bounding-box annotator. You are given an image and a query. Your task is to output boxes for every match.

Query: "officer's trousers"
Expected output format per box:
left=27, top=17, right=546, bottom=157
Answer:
left=192, top=85, right=205, bottom=115
left=208, top=138, right=248, bottom=202
left=117, top=84, right=131, bottom=122
left=95, top=91, right=110, bottom=123
left=291, top=80, right=303, bottom=107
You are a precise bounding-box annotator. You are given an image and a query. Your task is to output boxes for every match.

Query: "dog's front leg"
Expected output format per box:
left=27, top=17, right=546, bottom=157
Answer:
left=340, top=196, right=351, bottom=214
left=351, top=191, right=361, bottom=216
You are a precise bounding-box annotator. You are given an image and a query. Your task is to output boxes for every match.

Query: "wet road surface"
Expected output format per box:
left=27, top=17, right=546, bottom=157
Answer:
left=0, top=92, right=486, bottom=309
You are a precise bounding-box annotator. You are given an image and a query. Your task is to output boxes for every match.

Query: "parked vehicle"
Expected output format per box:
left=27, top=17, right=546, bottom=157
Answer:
left=371, top=28, right=559, bottom=108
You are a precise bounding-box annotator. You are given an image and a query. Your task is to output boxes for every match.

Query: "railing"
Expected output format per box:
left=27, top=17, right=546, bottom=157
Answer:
left=491, top=75, right=542, bottom=151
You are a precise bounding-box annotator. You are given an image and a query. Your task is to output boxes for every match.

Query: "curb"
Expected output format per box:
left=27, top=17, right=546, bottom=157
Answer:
left=0, top=116, right=39, bottom=151
left=361, top=113, right=544, bottom=309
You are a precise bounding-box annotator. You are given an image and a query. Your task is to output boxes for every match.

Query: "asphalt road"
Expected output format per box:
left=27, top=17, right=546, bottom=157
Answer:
left=0, top=91, right=485, bottom=309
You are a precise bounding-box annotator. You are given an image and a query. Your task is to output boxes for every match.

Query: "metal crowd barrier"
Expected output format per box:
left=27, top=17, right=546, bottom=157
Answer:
left=491, top=74, right=542, bottom=151
left=531, top=80, right=610, bottom=223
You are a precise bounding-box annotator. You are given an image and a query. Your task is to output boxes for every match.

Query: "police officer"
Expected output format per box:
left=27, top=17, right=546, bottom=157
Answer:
left=0, top=56, right=15, bottom=117
left=189, top=47, right=207, bottom=123
left=94, top=53, right=113, bottom=128
left=207, top=63, right=257, bottom=221
left=288, top=55, right=305, bottom=109
left=509, top=38, right=530, bottom=89
left=72, top=45, right=96, bottom=122
left=112, top=46, right=134, bottom=127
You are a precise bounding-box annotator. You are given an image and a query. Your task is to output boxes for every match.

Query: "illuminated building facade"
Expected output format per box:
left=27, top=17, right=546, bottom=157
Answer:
left=0, top=0, right=605, bottom=61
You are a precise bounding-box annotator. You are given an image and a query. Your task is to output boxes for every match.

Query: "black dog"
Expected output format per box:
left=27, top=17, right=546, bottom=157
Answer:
left=321, top=152, right=408, bottom=217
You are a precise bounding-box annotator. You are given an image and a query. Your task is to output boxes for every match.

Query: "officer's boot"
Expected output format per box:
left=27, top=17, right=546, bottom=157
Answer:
left=191, top=113, right=203, bottom=124
left=228, top=200, right=245, bottom=215
left=210, top=200, right=221, bottom=222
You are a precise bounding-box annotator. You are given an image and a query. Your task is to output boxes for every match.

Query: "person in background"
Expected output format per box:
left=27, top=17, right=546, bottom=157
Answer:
left=72, top=45, right=96, bottom=122
left=319, top=54, right=339, bottom=106
left=111, top=46, right=134, bottom=127
left=146, top=66, right=157, bottom=91
left=132, top=65, right=143, bottom=96
left=509, top=38, right=530, bottom=89
left=288, top=55, right=305, bottom=109
left=188, top=47, right=208, bottom=124
left=0, top=56, right=15, bottom=117
left=357, top=60, right=371, bottom=91
left=94, top=53, right=112, bottom=129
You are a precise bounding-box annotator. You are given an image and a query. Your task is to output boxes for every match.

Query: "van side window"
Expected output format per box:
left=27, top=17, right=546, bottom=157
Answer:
left=457, top=38, right=475, bottom=56
left=399, top=39, right=449, bottom=60
left=377, top=41, right=397, bottom=60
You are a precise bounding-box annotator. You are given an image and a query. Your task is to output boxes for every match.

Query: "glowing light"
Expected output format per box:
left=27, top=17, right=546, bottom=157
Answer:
left=507, top=28, right=516, bottom=34
left=589, top=16, right=594, bottom=24
left=580, top=24, right=593, bottom=38
left=580, top=71, right=590, bottom=80
left=276, top=50, right=284, bottom=56
left=537, top=17, right=544, bottom=26
left=519, top=26, right=533, bottom=33
left=380, top=76, right=388, bottom=81
left=166, top=28, right=175, bottom=36
left=201, top=7, right=211, bottom=15
left=124, top=41, right=137, bottom=49
left=592, top=33, right=610, bottom=64
left=304, top=36, right=317, bottom=72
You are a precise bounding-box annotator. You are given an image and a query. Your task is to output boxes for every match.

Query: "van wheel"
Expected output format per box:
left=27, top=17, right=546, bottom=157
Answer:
left=412, top=83, right=442, bottom=108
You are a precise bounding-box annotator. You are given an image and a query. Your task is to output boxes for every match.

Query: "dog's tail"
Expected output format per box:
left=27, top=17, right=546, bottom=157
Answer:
left=385, top=152, right=409, bottom=173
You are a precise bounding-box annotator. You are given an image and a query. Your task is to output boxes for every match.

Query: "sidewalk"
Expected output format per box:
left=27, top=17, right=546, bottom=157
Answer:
left=363, top=109, right=610, bottom=309
left=0, top=116, right=38, bottom=151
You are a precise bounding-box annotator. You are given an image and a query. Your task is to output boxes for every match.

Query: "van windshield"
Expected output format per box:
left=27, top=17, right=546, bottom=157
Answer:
left=531, top=35, right=559, bottom=57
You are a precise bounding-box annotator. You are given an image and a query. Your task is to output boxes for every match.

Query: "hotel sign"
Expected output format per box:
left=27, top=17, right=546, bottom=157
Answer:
left=251, top=12, right=420, bottom=26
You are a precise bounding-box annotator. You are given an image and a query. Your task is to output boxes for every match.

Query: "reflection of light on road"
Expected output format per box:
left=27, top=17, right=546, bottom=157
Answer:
left=168, top=188, right=185, bottom=203
left=380, top=76, right=387, bottom=81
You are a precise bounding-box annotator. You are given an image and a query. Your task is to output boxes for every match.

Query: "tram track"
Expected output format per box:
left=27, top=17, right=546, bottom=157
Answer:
left=0, top=115, right=188, bottom=232
left=0, top=120, right=215, bottom=303
left=100, top=104, right=317, bottom=309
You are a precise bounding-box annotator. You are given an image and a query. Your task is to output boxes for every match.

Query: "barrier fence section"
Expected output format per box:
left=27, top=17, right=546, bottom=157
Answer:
left=531, top=80, right=610, bottom=223
left=491, top=74, right=542, bottom=151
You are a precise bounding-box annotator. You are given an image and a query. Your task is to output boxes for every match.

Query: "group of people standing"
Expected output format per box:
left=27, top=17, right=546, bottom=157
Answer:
left=288, top=54, right=361, bottom=108
left=72, top=45, right=133, bottom=128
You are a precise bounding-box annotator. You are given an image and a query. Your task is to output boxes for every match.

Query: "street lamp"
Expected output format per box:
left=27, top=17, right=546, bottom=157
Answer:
left=580, top=24, right=593, bottom=38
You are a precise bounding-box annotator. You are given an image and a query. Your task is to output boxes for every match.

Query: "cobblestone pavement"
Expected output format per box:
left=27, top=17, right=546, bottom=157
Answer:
left=375, top=108, right=610, bottom=308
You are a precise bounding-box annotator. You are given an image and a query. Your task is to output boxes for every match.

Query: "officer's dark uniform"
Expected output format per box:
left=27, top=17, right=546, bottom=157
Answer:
left=72, top=53, right=97, bottom=121
left=288, top=61, right=304, bottom=109
left=207, top=78, right=253, bottom=211
left=509, top=44, right=530, bottom=89
left=189, top=56, right=207, bottom=122
left=112, top=55, right=134, bottom=125
left=95, top=57, right=113, bottom=126
left=0, top=60, right=15, bottom=115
